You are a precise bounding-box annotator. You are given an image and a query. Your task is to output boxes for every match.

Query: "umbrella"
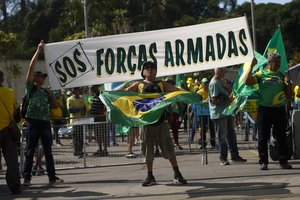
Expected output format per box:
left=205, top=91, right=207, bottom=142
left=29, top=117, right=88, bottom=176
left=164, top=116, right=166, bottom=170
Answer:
left=287, top=63, right=300, bottom=85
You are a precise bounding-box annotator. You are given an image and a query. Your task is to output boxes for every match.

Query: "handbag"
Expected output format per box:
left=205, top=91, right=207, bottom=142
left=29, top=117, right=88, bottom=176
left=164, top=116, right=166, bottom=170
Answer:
left=0, top=97, right=21, bottom=142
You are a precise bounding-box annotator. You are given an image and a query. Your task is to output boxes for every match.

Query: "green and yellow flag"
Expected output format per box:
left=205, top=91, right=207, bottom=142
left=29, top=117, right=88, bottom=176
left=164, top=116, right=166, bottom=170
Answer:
left=223, top=52, right=267, bottom=115
left=100, top=91, right=201, bottom=126
left=263, top=26, right=288, bottom=73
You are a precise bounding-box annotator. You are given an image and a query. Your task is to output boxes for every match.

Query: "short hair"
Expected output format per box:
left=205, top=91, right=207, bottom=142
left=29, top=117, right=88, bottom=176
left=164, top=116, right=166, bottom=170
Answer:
left=214, top=67, right=226, bottom=73
left=267, top=53, right=281, bottom=62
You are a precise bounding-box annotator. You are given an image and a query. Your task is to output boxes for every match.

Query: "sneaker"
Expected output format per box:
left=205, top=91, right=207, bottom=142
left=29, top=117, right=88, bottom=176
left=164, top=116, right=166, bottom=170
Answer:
left=11, top=188, right=22, bottom=195
left=174, top=144, right=184, bottom=150
left=142, top=175, right=157, bottom=186
left=37, top=167, right=45, bottom=176
left=260, top=163, right=268, bottom=170
left=174, top=172, right=187, bottom=184
left=49, top=176, right=64, bottom=185
left=23, top=179, right=31, bottom=187
left=32, top=166, right=37, bottom=176
left=280, top=163, right=292, bottom=169
left=93, top=150, right=102, bottom=156
left=231, top=156, right=247, bottom=163
left=220, top=160, right=230, bottom=166
left=125, top=152, right=136, bottom=158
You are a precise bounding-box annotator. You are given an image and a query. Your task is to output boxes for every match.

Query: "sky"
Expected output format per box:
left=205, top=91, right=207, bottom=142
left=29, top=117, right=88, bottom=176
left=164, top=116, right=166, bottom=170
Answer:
left=237, top=0, right=292, bottom=5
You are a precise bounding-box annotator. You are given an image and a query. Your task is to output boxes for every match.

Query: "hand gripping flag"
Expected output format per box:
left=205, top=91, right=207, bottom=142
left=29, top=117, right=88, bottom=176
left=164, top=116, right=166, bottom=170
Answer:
left=100, top=91, right=202, bottom=126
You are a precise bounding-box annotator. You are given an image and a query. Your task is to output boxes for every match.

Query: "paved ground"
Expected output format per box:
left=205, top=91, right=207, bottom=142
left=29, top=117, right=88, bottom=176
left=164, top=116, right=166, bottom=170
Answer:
left=1, top=146, right=300, bottom=200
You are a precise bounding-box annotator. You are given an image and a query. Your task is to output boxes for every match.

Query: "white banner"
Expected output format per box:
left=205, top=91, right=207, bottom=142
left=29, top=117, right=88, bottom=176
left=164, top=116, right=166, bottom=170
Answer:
left=44, top=16, right=254, bottom=89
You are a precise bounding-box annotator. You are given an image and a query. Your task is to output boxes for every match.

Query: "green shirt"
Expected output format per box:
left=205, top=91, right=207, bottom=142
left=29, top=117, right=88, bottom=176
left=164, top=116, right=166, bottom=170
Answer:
left=254, top=69, right=286, bottom=107
left=25, top=81, right=50, bottom=121
left=208, top=77, right=230, bottom=119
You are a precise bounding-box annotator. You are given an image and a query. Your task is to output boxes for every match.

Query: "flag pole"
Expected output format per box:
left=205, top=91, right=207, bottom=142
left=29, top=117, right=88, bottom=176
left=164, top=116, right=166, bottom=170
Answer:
left=251, top=0, right=257, bottom=50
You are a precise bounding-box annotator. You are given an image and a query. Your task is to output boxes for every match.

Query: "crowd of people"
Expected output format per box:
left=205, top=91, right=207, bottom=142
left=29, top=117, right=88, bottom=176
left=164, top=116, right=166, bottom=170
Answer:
left=0, top=40, right=298, bottom=195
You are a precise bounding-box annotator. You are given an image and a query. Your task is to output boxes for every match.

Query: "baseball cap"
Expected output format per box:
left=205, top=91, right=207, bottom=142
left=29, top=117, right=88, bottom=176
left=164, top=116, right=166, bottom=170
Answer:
left=141, top=61, right=157, bottom=79
left=201, top=78, right=209, bottom=83
left=34, top=71, right=47, bottom=78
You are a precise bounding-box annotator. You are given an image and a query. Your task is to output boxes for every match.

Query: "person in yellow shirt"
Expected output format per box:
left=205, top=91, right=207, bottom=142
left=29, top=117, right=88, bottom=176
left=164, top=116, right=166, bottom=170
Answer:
left=67, top=87, right=89, bottom=158
left=0, top=70, right=21, bottom=194
left=186, top=77, right=194, bottom=92
left=294, top=84, right=300, bottom=110
left=196, top=78, right=215, bottom=148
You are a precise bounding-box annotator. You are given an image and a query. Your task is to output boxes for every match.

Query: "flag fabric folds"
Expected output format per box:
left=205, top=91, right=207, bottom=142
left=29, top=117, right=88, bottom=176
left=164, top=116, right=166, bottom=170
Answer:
left=223, top=51, right=267, bottom=115
left=223, top=26, right=288, bottom=115
left=100, top=91, right=202, bottom=126
left=263, top=26, right=288, bottom=73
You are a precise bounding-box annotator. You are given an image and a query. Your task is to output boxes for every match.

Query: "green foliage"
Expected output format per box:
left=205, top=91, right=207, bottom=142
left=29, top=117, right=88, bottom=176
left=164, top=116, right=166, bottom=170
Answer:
left=0, top=31, right=18, bottom=60
left=289, top=52, right=300, bottom=67
left=0, top=0, right=300, bottom=61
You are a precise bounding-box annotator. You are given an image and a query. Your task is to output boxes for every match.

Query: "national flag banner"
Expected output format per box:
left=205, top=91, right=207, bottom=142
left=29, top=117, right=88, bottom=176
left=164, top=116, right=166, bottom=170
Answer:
left=263, top=26, right=288, bottom=73
left=100, top=91, right=202, bottom=126
left=222, top=95, right=248, bottom=115
left=232, top=51, right=267, bottom=96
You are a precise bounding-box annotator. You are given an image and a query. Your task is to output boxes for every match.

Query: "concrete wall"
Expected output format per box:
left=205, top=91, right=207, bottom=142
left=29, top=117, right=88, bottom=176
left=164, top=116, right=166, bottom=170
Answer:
left=0, top=60, right=49, bottom=103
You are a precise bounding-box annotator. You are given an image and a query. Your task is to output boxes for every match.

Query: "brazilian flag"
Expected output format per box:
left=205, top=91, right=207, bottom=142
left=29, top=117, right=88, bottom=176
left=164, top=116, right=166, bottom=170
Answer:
left=100, top=91, right=202, bottom=126
left=223, top=51, right=266, bottom=115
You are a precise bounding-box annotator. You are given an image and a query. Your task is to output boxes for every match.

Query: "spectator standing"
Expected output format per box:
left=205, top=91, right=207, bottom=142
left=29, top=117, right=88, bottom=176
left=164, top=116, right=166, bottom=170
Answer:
left=196, top=78, right=216, bottom=149
left=123, top=61, right=187, bottom=186
left=294, top=84, right=300, bottom=110
left=90, top=85, right=108, bottom=157
left=0, top=70, right=21, bottom=194
left=22, top=41, right=63, bottom=186
left=245, top=54, right=293, bottom=170
left=67, top=87, right=89, bottom=158
left=50, top=89, right=65, bottom=146
left=208, top=67, right=247, bottom=166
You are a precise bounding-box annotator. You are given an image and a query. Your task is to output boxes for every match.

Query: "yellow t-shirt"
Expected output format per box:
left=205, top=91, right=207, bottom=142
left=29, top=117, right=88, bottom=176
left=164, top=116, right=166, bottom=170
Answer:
left=294, top=85, right=300, bottom=103
left=197, top=88, right=208, bottom=102
left=67, top=95, right=90, bottom=123
left=0, top=87, right=16, bottom=130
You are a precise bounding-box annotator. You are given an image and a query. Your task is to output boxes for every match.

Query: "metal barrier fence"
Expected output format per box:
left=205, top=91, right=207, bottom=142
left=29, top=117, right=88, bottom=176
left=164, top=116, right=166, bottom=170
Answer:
left=17, top=114, right=258, bottom=171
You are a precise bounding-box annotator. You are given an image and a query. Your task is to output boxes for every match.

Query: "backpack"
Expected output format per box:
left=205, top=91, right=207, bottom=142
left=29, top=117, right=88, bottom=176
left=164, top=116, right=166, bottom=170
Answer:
left=21, top=85, right=38, bottom=118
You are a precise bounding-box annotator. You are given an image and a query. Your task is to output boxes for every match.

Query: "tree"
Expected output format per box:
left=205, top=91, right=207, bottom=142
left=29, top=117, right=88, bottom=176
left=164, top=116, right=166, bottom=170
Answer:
left=0, top=31, right=23, bottom=93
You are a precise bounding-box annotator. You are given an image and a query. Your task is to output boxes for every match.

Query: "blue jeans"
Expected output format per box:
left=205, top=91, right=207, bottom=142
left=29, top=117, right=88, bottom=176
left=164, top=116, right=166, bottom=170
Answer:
left=23, top=119, right=56, bottom=181
left=212, top=116, right=239, bottom=161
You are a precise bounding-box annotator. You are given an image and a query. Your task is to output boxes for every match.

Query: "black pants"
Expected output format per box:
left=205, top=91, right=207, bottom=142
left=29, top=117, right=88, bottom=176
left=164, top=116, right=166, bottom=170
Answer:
left=257, top=106, right=288, bottom=165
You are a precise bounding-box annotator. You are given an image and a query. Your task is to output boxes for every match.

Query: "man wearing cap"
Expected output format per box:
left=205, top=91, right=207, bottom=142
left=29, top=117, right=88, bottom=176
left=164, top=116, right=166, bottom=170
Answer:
left=0, top=70, right=21, bottom=194
left=195, top=78, right=216, bottom=148
left=22, top=40, right=63, bottom=186
left=245, top=54, right=293, bottom=170
left=123, top=61, right=187, bottom=186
